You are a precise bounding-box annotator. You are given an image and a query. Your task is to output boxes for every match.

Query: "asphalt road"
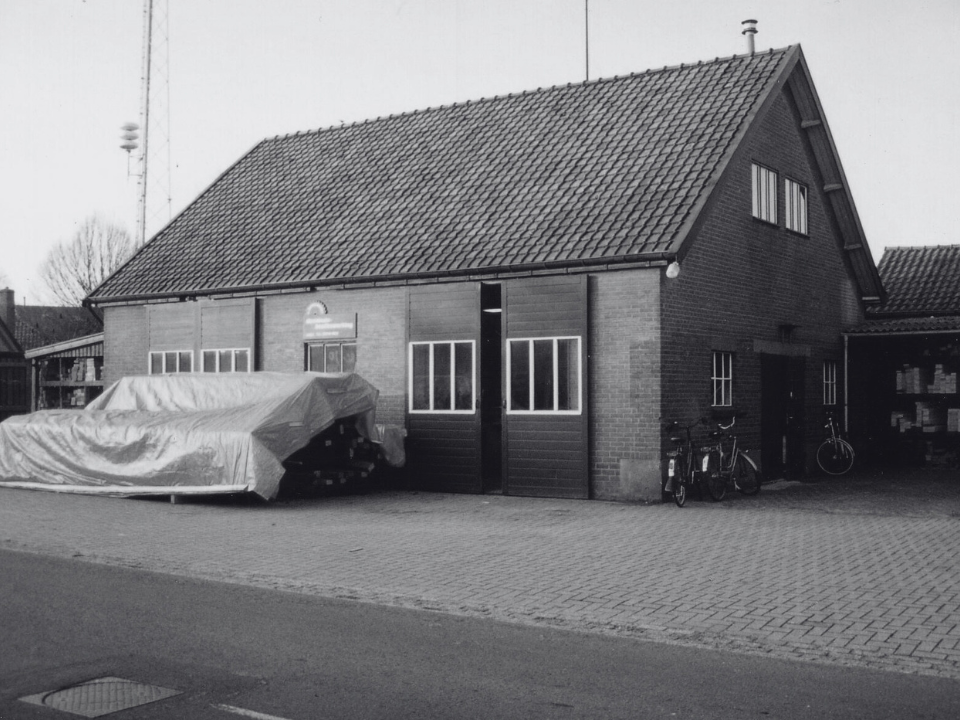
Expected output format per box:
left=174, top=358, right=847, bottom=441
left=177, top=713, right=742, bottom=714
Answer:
left=2, top=549, right=958, bottom=720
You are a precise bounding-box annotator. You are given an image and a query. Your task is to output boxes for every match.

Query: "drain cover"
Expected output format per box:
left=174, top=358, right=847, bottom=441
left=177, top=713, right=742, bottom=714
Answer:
left=20, top=676, right=181, bottom=718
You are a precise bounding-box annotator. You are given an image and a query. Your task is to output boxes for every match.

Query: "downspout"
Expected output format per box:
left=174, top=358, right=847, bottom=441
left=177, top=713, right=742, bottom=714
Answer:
left=843, top=334, right=849, bottom=433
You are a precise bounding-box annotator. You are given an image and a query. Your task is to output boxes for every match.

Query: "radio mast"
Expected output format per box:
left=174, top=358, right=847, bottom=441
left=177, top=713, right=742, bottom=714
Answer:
left=120, top=0, right=173, bottom=247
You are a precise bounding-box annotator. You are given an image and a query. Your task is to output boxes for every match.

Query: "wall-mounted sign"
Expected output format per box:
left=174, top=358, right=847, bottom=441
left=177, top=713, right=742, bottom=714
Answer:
left=303, top=306, right=357, bottom=340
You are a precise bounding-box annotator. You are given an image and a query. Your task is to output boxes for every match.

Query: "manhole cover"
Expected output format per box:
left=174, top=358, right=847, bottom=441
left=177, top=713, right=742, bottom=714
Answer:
left=20, top=676, right=180, bottom=718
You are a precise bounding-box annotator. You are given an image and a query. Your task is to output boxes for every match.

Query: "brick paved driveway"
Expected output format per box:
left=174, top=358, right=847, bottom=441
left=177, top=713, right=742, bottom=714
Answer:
left=2, top=468, right=958, bottom=679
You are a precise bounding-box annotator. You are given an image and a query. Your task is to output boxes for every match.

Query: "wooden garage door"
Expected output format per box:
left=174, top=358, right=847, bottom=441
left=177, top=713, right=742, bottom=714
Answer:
left=407, top=284, right=481, bottom=493
left=503, top=276, right=588, bottom=498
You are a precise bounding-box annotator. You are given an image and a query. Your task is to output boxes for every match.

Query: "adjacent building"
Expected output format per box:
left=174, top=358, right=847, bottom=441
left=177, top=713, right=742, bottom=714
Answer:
left=847, top=245, right=960, bottom=468
left=86, top=44, right=883, bottom=501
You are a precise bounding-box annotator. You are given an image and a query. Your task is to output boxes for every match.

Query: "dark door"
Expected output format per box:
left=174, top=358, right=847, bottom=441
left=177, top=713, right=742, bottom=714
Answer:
left=761, top=354, right=806, bottom=478
left=502, top=276, right=588, bottom=498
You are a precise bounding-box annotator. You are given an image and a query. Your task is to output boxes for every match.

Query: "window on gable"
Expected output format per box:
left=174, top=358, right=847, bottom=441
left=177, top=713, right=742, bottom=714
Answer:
left=712, top=351, right=733, bottom=407
left=751, top=163, right=777, bottom=224
left=785, top=178, right=808, bottom=234
left=823, top=360, right=838, bottom=406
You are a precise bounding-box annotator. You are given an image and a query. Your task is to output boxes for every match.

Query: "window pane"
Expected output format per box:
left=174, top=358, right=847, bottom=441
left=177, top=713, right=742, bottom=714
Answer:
left=433, top=343, right=452, bottom=410
left=557, top=338, right=579, bottom=411
left=178, top=352, right=192, bottom=373
left=308, top=344, right=324, bottom=372
left=218, top=350, right=233, bottom=372
left=203, top=350, right=217, bottom=373
left=342, top=343, right=357, bottom=373
left=454, top=342, right=473, bottom=411
left=412, top=344, right=430, bottom=410
left=163, top=352, right=177, bottom=373
left=325, top=344, right=342, bottom=373
left=533, top=339, right=554, bottom=410
left=150, top=352, right=163, bottom=375
left=235, top=349, right=249, bottom=373
left=510, top=341, right=530, bottom=411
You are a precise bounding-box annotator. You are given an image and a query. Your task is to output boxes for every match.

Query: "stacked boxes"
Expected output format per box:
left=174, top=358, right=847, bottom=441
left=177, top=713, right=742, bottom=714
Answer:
left=949, top=409, right=960, bottom=433
left=916, top=401, right=947, bottom=433
left=896, top=364, right=957, bottom=394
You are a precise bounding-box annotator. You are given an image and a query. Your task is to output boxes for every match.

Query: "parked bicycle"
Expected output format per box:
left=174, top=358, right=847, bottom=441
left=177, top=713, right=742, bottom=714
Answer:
left=663, top=419, right=704, bottom=507
left=701, top=416, right=761, bottom=501
left=816, top=413, right=855, bottom=475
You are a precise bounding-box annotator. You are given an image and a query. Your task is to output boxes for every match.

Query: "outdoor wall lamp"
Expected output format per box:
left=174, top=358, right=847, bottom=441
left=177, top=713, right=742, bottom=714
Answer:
left=665, top=261, right=681, bottom=279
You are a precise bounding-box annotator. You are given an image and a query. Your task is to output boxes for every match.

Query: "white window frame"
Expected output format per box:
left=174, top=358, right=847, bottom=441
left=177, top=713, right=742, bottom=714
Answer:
left=712, top=351, right=733, bottom=407
left=506, top=336, right=582, bottom=415
left=823, top=360, right=838, bottom=406
left=785, top=177, right=808, bottom=235
left=408, top=340, right=476, bottom=414
left=751, top=163, right=777, bottom=224
left=201, top=347, right=251, bottom=373
left=148, top=350, right=194, bottom=375
left=306, top=341, right=357, bottom=373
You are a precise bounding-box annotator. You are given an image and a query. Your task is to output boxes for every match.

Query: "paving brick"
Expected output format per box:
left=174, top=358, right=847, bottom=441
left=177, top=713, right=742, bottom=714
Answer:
left=1, top=467, right=959, bottom=679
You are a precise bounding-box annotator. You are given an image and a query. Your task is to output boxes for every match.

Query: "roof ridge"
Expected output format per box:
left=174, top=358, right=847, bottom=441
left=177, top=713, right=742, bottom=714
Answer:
left=267, top=45, right=797, bottom=144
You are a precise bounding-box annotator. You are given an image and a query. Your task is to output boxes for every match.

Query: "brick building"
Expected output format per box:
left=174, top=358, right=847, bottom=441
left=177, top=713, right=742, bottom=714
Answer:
left=86, top=45, right=882, bottom=501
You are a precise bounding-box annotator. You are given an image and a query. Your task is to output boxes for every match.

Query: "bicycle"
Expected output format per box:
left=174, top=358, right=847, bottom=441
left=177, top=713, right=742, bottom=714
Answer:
left=700, top=416, right=761, bottom=501
left=663, top=419, right=704, bottom=507
left=816, top=414, right=855, bottom=475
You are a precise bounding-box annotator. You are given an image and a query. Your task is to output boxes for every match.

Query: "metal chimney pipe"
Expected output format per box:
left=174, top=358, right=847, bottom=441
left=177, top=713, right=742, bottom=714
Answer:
left=742, top=19, right=758, bottom=55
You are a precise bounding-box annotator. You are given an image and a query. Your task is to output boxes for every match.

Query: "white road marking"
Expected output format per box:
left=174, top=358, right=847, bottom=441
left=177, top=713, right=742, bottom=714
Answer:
left=212, top=703, right=295, bottom=720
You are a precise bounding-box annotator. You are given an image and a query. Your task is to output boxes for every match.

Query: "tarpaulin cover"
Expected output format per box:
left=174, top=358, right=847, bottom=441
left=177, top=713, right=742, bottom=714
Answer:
left=0, top=372, right=379, bottom=499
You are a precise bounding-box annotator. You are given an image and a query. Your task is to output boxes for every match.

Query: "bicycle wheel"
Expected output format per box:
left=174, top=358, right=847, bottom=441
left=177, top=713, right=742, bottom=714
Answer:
left=817, top=438, right=855, bottom=475
left=703, top=451, right=727, bottom=501
left=673, top=453, right=690, bottom=507
left=733, top=455, right=761, bottom=495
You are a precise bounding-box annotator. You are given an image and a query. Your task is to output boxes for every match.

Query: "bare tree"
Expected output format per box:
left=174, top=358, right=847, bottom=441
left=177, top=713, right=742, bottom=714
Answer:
left=39, top=216, right=135, bottom=306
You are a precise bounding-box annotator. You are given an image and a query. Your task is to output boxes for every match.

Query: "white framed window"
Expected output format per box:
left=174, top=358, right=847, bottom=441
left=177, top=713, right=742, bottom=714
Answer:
left=201, top=348, right=251, bottom=373
left=823, top=360, right=838, bottom=405
left=306, top=342, right=357, bottom=373
left=409, top=340, right=475, bottom=413
left=712, top=351, right=733, bottom=407
left=148, top=350, right=193, bottom=375
left=507, top=337, right=581, bottom=414
left=785, top=178, right=808, bottom=234
left=751, top=163, right=777, bottom=224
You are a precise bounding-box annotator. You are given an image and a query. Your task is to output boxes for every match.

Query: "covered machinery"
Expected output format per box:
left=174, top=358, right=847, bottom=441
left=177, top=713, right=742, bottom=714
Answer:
left=0, top=372, right=386, bottom=500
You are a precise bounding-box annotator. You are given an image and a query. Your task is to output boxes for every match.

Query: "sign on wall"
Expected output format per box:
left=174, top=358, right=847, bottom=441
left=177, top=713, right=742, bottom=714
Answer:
left=303, top=303, right=357, bottom=341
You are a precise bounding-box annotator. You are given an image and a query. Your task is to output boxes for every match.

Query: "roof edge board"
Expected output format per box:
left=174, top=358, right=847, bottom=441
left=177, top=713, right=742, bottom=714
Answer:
left=787, top=51, right=884, bottom=301
left=87, top=254, right=674, bottom=307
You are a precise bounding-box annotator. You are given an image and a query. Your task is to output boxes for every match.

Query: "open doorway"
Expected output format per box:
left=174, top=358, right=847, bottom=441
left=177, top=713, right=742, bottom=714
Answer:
left=480, top=283, right=502, bottom=492
left=761, top=354, right=806, bottom=479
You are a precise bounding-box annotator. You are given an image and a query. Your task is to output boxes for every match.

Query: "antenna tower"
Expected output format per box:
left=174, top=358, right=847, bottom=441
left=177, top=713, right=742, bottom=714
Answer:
left=121, top=0, right=173, bottom=247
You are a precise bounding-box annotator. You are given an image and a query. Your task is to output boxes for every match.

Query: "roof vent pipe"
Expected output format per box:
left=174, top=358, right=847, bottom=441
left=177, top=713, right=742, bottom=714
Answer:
left=742, top=19, right=758, bottom=55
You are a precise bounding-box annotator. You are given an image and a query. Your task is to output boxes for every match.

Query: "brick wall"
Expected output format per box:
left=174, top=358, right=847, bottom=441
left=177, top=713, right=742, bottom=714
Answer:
left=259, top=287, right=408, bottom=425
left=589, top=269, right=661, bottom=500
left=102, top=305, right=148, bottom=386
left=661, top=88, right=865, bottom=476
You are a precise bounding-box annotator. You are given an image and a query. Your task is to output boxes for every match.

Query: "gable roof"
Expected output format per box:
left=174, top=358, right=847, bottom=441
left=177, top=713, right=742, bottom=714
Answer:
left=13, top=306, right=103, bottom=352
left=88, top=44, right=881, bottom=305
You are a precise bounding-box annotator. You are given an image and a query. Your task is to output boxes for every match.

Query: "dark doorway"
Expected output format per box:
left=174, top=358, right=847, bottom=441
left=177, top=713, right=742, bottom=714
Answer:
left=761, top=354, right=806, bottom=479
left=480, top=283, right=503, bottom=492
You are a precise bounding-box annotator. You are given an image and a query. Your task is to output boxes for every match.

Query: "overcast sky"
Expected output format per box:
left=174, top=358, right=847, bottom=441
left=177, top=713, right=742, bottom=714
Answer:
left=1, top=0, right=958, bottom=304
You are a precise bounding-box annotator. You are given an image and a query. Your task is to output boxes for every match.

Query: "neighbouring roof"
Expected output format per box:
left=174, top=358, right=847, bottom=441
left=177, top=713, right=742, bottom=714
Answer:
left=871, top=245, right=960, bottom=317
left=14, top=306, right=103, bottom=352
left=88, top=44, right=880, bottom=305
